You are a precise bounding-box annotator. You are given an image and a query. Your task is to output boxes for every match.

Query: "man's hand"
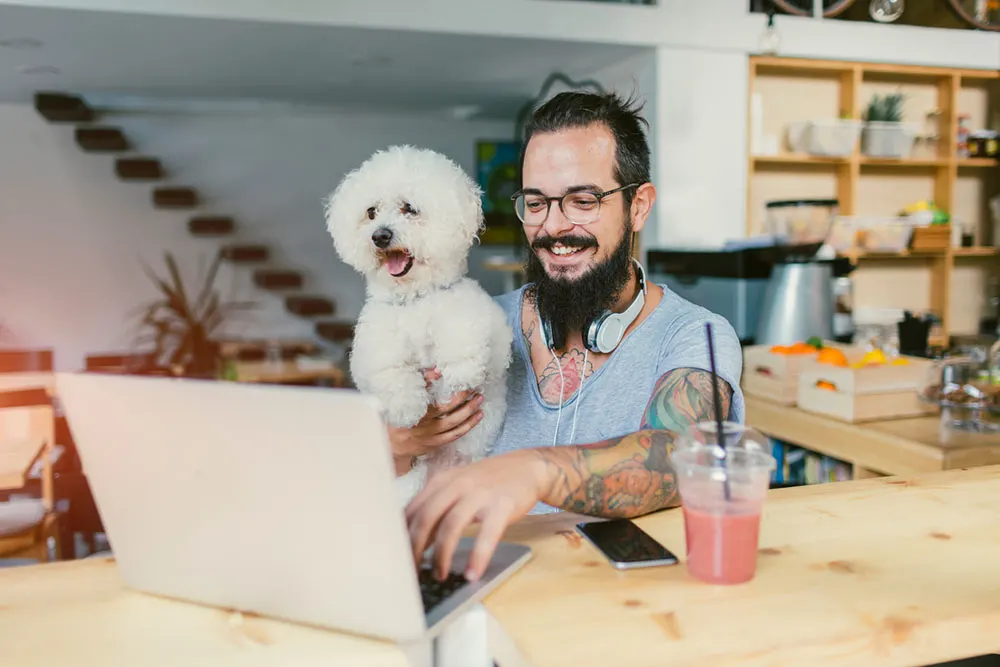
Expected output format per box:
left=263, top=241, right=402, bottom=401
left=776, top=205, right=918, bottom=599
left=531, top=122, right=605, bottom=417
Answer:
left=387, top=369, right=483, bottom=474
left=405, top=450, right=548, bottom=581
left=402, top=367, right=733, bottom=579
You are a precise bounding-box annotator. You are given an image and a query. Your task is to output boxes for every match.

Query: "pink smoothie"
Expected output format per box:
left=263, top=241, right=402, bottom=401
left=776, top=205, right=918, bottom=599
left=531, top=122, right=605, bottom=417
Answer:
left=683, top=506, right=762, bottom=585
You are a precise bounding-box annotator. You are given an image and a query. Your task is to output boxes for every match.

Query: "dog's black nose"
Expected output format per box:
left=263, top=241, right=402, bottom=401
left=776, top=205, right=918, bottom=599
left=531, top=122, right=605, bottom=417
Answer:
left=371, top=227, right=393, bottom=249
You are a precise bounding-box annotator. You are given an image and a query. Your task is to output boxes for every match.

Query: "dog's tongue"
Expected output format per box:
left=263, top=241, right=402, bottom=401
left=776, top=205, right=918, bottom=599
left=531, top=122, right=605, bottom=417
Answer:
left=386, top=250, right=410, bottom=276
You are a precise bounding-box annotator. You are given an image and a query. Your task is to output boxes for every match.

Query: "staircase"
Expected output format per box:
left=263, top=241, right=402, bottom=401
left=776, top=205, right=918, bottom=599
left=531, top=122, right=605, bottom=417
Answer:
left=33, top=92, right=356, bottom=355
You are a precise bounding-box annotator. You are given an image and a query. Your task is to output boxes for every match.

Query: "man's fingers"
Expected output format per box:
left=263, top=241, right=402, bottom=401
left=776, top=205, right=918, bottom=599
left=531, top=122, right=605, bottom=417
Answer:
left=431, top=497, right=482, bottom=580
left=433, top=390, right=478, bottom=416
left=431, top=394, right=483, bottom=434
left=429, top=409, right=483, bottom=449
left=465, top=506, right=510, bottom=582
left=422, top=368, right=442, bottom=385
left=407, top=481, right=461, bottom=565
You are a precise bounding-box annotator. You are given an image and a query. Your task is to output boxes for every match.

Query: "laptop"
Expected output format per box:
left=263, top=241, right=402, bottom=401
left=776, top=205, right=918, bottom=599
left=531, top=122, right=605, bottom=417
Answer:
left=54, top=372, right=531, bottom=645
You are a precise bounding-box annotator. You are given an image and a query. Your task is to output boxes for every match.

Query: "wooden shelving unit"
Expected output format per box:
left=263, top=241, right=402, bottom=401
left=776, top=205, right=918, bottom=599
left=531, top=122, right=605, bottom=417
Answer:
left=747, top=55, right=1000, bottom=344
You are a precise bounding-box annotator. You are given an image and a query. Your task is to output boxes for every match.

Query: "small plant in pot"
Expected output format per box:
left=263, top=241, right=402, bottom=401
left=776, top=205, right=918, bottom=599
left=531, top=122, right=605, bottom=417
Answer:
left=862, top=92, right=915, bottom=159
left=131, top=251, right=256, bottom=379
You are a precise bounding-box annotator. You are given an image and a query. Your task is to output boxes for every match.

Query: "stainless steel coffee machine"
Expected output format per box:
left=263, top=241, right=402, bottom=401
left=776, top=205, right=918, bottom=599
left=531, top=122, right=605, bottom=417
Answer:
left=647, top=243, right=854, bottom=346
left=754, top=254, right=840, bottom=345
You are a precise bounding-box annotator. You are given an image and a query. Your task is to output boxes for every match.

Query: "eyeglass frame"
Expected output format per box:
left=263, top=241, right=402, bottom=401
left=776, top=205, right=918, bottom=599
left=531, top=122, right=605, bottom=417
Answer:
left=510, top=183, right=640, bottom=226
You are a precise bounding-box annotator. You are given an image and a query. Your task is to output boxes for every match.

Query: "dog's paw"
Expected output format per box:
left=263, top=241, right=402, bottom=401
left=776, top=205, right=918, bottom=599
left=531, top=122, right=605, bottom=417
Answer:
left=384, top=393, right=432, bottom=428
left=436, top=361, right=488, bottom=399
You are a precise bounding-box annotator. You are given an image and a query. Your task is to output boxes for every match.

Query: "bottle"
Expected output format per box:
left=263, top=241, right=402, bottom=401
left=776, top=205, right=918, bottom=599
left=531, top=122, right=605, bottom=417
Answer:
left=957, top=114, right=971, bottom=158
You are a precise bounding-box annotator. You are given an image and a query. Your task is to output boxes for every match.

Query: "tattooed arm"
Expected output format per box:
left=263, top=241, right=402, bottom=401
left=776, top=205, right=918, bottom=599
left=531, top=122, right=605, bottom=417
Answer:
left=529, top=368, right=732, bottom=517
left=407, top=366, right=735, bottom=580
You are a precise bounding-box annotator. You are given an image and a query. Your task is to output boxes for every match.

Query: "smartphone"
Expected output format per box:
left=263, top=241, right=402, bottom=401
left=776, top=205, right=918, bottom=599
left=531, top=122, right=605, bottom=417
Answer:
left=576, top=519, right=679, bottom=570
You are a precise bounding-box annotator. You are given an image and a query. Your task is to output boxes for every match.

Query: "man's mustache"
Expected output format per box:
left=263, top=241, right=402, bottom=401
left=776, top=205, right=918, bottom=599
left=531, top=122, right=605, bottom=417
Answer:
left=531, top=234, right=598, bottom=252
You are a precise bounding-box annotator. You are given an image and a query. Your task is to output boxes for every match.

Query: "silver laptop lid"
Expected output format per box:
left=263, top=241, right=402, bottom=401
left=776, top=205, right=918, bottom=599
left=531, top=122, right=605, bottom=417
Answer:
left=55, top=372, right=429, bottom=643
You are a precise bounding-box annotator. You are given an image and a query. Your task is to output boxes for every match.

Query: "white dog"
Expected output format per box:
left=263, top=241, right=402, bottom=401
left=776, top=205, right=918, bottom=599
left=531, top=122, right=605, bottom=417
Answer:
left=324, top=145, right=513, bottom=505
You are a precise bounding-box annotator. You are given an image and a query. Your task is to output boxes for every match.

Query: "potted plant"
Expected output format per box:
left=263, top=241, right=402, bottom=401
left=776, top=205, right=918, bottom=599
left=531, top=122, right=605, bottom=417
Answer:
left=862, top=92, right=916, bottom=159
left=131, top=251, right=255, bottom=379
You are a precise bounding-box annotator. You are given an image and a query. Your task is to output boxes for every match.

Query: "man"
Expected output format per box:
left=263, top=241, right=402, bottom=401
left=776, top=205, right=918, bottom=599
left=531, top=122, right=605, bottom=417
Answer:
left=388, top=91, right=745, bottom=582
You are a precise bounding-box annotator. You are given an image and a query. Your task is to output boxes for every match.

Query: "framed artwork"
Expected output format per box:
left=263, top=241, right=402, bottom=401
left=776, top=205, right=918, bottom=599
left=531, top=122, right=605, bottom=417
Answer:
left=476, top=140, right=521, bottom=246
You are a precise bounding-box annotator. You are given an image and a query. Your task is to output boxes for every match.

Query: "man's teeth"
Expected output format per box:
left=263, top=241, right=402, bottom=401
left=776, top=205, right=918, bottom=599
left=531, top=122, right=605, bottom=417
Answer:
left=551, top=244, right=583, bottom=256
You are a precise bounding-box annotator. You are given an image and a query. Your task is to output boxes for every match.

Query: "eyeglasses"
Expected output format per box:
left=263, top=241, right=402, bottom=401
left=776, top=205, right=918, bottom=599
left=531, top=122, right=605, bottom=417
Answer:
left=511, top=183, right=639, bottom=226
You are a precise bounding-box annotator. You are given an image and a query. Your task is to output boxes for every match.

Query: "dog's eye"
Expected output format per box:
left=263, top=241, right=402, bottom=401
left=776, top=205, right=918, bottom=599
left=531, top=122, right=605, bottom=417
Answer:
left=366, top=206, right=377, bottom=220
left=400, top=202, right=418, bottom=216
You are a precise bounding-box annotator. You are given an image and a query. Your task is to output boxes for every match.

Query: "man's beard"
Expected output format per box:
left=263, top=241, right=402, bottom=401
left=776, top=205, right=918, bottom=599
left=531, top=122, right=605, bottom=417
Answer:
left=525, top=219, right=634, bottom=351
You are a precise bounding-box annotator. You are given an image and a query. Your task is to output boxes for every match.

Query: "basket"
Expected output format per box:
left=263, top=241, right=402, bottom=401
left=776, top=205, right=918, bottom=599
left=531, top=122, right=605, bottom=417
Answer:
left=859, top=217, right=915, bottom=253
left=827, top=217, right=860, bottom=254
left=861, top=122, right=918, bottom=159
left=795, top=119, right=862, bottom=158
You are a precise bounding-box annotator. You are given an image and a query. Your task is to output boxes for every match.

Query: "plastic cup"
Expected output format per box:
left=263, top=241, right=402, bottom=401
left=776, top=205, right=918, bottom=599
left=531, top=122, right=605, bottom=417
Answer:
left=670, top=422, right=775, bottom=585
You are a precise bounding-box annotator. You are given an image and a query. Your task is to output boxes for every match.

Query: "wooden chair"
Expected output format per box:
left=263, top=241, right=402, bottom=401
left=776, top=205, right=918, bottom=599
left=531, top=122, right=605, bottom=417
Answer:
left=0, top=389, right=59, bottom=562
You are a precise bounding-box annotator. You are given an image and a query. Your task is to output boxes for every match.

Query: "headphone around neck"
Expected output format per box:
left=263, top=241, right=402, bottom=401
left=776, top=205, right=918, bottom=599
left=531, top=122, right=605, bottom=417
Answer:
left=537, top=259, right=647, bottom=355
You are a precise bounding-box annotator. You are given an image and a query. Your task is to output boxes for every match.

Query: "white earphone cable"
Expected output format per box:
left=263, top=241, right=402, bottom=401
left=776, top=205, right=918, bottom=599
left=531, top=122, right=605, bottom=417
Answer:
left=569, top=348, right=588, bottom=443
left=551, top=348, right=565, bottom=448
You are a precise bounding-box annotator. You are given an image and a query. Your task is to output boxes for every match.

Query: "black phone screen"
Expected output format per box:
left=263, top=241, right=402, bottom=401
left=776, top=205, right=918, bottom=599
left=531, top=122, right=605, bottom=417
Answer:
left=576, top=519, right=679, bottom=566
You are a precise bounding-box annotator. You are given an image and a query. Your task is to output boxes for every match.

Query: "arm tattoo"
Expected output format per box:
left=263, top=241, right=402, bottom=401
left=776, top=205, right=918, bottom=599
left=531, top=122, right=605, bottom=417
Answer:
left=531, top=368, right=733, bottom=518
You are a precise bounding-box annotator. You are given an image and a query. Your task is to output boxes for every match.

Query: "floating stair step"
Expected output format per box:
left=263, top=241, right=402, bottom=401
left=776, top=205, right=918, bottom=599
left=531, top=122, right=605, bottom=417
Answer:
left=116, top=158, right=164, bottom=181
left=219, top=245, right=269, bottom=263
left=285, top=296, right=335, bottom=317
left=75, top=127, right=129, bottom=152
left=253, top=270, right=303, bottom=290
left=153, top=187, right=198, bottom=209
left=35, top=92, right=95, bottom=123
left=188, top=216, right=234, bottom=236
left=316, top=321, right=355, bottom=343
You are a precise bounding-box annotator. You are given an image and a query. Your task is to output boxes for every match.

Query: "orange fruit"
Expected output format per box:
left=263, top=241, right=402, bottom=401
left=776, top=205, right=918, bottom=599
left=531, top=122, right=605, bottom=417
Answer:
left=816, top=380, right=837, bottom=391
left=788, top=342, right=819, bottom=355
left=816, top=348, right=849, bottom=367
left=770, top=345, right=790, bottom=354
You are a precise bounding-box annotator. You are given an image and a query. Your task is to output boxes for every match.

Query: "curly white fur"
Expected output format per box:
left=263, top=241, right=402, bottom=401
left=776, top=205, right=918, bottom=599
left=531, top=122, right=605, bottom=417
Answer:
left=324, top=145, right=513, bottom=506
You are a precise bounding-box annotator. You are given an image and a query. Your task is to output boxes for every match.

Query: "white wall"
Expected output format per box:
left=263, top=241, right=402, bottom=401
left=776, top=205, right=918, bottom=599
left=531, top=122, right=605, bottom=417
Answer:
left=5, top=0, right=999, bottom=70
left=0, top=103, right=514, bottom=370
left=582, top=51, right=660, bottom=258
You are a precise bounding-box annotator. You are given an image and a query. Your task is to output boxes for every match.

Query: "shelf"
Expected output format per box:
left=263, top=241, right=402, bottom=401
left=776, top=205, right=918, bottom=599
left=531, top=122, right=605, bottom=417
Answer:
left=956, top=158, right=999, bottom=169
left=953, top=247, right=998, bottom=258
left=859, top=157, right=947, bottom=168
left=748, top=55, right=1000, bottom=345
left=752, top=154, right=847, bottom=166
left=753, top=155, right=984, bottom=169
left=843, top=249, right=945, bottom=262
left=752, top=56, right=853, bottom=76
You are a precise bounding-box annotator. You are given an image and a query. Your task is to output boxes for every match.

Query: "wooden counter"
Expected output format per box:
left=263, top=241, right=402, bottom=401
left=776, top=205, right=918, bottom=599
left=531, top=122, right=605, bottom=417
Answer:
left=3, top=466, right=1000, bottom=667
left=746, top=395, right=1000, bottom=477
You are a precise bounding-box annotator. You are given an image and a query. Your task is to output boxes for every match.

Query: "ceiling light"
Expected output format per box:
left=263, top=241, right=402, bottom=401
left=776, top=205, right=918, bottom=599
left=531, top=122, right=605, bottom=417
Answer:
left=0, top=37, right=43, bottom=49
left=18, top=64, right=60, bottom=75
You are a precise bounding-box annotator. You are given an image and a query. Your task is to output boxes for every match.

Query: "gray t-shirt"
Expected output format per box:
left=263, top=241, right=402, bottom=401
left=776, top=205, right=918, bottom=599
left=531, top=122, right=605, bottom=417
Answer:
left=490, top=283, right=745, bottom=515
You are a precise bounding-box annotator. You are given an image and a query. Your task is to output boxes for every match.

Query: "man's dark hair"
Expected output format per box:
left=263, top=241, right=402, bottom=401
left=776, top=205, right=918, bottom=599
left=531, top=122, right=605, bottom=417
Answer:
left=520, top=91, right=651, bottom=209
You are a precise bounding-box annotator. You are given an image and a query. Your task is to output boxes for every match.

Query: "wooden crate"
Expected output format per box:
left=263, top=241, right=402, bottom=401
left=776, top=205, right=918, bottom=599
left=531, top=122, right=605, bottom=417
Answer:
left=797, top=354, right=937, bottom=423
left=741, top=342, right=850, bottom=406
left=910, top=225, right=950, bottom=252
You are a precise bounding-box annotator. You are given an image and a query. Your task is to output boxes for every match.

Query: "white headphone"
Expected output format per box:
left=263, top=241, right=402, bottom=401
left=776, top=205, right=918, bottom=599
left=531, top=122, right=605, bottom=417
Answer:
left=535, top=259, right=647, bottom=446
left=537, top=259, right=647, bottom=354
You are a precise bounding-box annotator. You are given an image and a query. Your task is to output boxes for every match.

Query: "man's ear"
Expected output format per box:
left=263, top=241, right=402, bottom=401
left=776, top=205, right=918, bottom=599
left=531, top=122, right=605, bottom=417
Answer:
left=628, top=182, right=656, bottom=234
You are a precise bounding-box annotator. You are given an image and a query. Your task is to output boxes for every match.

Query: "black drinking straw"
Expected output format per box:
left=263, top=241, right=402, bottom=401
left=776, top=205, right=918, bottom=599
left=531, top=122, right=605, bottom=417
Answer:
left=706, top=323, right=732, bottom=501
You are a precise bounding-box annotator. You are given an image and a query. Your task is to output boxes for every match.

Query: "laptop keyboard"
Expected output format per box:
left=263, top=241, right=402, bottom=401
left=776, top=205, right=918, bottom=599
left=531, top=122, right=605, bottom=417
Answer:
left=418, top=566, right=469, bottom=614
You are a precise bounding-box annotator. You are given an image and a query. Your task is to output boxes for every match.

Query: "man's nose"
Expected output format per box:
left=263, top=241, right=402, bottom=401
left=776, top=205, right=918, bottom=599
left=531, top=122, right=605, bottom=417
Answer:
left=371, top=227, right=393, bottom=248
left=541, top=202, right=575, bottom=237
